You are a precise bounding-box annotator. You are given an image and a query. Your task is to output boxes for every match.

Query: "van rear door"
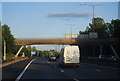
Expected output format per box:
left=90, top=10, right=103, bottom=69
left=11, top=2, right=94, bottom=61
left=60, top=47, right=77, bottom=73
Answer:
left=64, top=46, right=80, bottom=64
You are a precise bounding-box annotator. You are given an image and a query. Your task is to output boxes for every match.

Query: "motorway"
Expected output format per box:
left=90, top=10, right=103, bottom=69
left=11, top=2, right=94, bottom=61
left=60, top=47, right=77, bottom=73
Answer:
left=2, top=57, right=120, bottom=81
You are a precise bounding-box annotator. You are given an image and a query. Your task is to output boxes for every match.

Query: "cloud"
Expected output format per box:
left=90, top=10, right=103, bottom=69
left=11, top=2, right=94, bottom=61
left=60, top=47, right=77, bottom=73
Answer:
left=47, top=12, right=94, bottom=18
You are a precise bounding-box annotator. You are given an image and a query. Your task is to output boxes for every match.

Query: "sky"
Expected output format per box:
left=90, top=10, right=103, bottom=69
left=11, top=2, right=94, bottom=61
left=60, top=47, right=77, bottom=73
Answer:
left=1, top=0, right=120, bottom=2
left=1, top=1, right=119, bottom=51
left=0, top=2, right=1, bottom=22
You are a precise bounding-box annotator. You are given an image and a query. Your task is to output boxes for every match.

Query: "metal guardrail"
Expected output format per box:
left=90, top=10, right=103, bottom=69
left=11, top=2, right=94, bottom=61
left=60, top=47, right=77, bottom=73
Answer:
left=0, top=57, right=29, bottom=67
left=82, top=57, right=120, bottom=68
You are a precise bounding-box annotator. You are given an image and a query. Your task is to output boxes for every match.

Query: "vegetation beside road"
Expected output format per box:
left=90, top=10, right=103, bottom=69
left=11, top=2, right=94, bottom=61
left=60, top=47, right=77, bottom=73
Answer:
left=79, top=18, right=120, bottom=58
left=1, top=24, right=40, bottom=61
left=0, top=17, right=120, bottom=61
left=0, top=22, right=2, bottom=62
left=79, top=17, right=120, bottom=39
left=81, top=56, right=120, bottom=68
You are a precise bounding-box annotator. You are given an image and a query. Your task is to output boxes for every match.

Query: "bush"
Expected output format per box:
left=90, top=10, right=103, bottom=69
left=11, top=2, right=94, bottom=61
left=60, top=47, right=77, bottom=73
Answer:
left=6, top=53, right=14, bottom=60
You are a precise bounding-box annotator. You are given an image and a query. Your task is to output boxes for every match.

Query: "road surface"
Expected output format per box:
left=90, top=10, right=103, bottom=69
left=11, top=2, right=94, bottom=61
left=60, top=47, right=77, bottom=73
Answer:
left=2, top=57, right=120, bottom=81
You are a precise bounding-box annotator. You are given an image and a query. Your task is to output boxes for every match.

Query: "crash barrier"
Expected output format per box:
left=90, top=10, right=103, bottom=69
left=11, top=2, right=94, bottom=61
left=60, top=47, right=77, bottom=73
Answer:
left=0, top=57, right=29, bottom=67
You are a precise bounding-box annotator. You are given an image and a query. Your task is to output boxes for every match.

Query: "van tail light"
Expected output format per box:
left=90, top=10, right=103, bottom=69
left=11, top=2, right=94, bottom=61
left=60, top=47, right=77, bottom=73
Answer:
left=62, top=57, right=65, bottom=61
left=79, top=57, right=80, bottom=60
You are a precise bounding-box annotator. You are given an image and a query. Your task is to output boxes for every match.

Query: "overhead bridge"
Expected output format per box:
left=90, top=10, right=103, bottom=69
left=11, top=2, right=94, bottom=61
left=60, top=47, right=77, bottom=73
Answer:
left=14, top=38, right=119, bottom=45
left=14, top=38, right=119, bottom=57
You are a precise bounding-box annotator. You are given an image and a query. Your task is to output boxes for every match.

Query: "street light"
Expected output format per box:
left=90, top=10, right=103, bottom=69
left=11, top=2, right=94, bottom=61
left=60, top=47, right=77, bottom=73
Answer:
left=65, top=24, right=74, bottom=38
left=65, top=24, right=80, bottom=39
left=80, top=3, right=106, bottom=33
left=80, top=3, right=107, bottom=18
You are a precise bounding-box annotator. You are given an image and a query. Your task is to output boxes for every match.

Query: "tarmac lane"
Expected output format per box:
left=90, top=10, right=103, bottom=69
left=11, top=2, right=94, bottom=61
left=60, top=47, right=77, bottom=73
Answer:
left=19, top=57, right=72, bottom=80
left=2, top=57, right=34, bottom=81
left=2, top=57, right=120, bottom=81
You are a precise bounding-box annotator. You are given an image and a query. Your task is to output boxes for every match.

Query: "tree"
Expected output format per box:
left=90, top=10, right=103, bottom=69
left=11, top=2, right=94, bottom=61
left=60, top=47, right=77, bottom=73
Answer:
left=79, top=26, right=90, bottom=34
left=89, top=17, right=108, bottom=38
left=0, top=21, right=1, bottom=39
left=26, top=46, right=39, bottom=56
left=0, top=22, right=2, bottom=60
left=22, top=46, right=31, bottom=57
left=26, top=45, right=32, bottom=51
left=79, top=17, right=111, bottom=39
left=31, top=46, right=37, bottom=52
left=2, top=24, right=15, bottom=54
left=104, top=23, right=114, bottom=38
left=111, top=19, right=120, bottom=38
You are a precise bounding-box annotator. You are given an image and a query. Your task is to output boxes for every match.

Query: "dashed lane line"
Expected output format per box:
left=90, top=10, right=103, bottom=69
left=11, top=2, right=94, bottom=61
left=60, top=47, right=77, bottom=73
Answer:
left=73, top=78, right=79, bottom=81
left=47, top=61, right=50, bottom=63
left=60, top=70, right=64, bottom=72
left=96, top=69, right=101, bottom=72
left=15, top=58, right=35, bottom=81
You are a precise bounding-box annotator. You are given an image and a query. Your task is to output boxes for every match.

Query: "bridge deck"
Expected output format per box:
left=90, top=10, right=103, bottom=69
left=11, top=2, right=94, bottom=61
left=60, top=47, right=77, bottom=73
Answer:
left=14, top=38, right=119, bottom=45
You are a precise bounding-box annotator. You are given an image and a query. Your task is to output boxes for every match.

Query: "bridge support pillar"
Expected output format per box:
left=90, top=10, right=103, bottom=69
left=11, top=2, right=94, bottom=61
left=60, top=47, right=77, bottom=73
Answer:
left=110, top=45, right=118, bottom=56
left=15, top=45, right=24, bottom=57
left=22, top=52, right=25, bottom=57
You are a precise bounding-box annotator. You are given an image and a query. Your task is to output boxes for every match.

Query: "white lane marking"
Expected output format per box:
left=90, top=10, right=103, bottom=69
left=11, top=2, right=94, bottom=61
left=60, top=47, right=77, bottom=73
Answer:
left=60, top=70, right=64, bottom=72
left=73, top=78, right=79, bottom=81
left=96, top=69, right=101, bottom=72
left=15, top=59, right=35, bottom=81
left=47, top=61, right=50, bottom=63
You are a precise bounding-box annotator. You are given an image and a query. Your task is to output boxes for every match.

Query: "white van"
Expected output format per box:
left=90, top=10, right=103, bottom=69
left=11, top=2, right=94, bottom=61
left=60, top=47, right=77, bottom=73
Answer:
left=59, top=45, right=80, bottom=67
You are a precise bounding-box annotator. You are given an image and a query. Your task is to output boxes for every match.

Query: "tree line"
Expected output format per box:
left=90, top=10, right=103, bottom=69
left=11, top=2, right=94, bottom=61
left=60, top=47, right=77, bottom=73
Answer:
left=1, top=24, right=40, bottom=60
left=1, top=24, right=60, bottom=60
left=79, top=17, right=120, bottom=57
left=1, top=17, right=120, bottom=60
left=79, top=17, right=120, bottom=39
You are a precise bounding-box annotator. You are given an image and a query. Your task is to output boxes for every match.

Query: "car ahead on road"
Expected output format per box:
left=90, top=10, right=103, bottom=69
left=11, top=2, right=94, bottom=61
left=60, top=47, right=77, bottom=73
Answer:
left=110, top=56, right=120, bottom=63
left=98, top=55, right=105, bottom=59
left=49, top=55, right=57, bottom=61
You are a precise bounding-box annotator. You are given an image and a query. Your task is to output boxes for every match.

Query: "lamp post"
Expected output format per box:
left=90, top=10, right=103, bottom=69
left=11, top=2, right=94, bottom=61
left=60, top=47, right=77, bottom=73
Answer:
left=65, top=24, right=80, bottom=39
left=65, top=24, right=74, bottom=39
left=65, top=24, right=80, bottom=45
left=80, top=3, right=106, bottom=32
